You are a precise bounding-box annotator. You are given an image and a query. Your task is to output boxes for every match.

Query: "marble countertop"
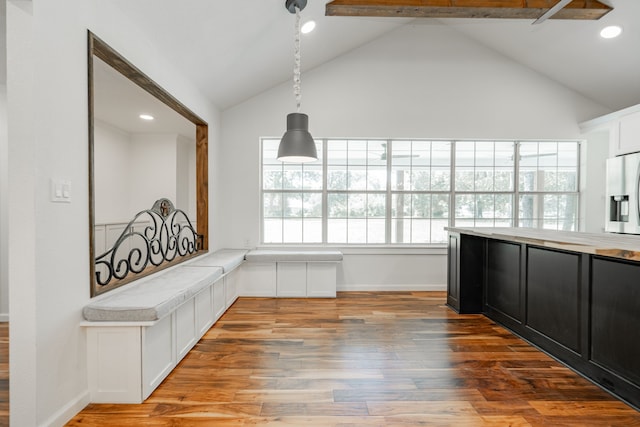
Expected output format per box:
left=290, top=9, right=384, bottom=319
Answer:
left=446, top=227, right=640, bottom=262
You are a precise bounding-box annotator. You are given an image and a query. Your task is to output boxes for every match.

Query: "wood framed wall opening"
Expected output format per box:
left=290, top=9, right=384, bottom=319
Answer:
left=87, top=31, right=208, bottom=296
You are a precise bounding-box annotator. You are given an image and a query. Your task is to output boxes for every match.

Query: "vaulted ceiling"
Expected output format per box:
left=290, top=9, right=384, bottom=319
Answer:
left=3, top=1, right=637, bottom=114
left=109, top=0, right=637, bottom=113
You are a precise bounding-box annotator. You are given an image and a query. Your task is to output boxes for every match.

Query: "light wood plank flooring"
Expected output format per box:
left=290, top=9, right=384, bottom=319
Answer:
left=67, top=292, right=640, bottom=426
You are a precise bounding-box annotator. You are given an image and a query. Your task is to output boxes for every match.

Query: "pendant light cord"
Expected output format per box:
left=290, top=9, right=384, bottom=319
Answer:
left=293, top=7, right=302, bottom=113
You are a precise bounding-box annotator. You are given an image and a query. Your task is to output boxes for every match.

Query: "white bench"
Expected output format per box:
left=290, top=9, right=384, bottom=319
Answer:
left=243, top=250, right=343, bottom=298
left=82, top=249, right=247, bottom=403
left=82, top=248, right=342, bottom=404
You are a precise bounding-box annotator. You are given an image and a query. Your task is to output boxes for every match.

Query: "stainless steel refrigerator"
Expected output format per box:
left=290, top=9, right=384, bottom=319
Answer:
left=606, top=151, right=640, bottom=234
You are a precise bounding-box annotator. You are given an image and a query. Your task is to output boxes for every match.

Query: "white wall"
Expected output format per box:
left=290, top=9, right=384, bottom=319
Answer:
left=94, top=123, right=197, bottom=224
left=94, top=120, right=132, bottom=223
left=176, top=134, right=197, bottom=219
left=129, top=133, right=178, bottom=214
left=0, top=84, right=8, bottom=321
left=220, top=22, right=611, bottom=290
left=581, top=130, right=609, bottom=233
left=6, top=1, right=221, bottom=426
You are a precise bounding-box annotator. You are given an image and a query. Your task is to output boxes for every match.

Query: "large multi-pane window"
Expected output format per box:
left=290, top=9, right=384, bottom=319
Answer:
left=454, top=141, right=515, bottom=228
left=261, top=138, right=580, bottom=245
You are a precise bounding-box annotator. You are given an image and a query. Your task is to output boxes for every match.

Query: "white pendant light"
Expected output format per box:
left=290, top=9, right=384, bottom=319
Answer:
left=277, top=0, right=318, bottom=163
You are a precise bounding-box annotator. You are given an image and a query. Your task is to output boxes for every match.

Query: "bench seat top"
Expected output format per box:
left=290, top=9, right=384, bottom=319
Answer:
left=188, top=249, right=248, bottom=273
left=245, top=250, right=343, bottom=263
left=83, top=265, right=223, bottom=322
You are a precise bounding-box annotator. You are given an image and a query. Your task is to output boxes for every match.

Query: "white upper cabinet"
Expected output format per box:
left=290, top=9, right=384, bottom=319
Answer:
left=579, top=105, right=640, bottom=158
left=614, top=111, right=640, bottom=156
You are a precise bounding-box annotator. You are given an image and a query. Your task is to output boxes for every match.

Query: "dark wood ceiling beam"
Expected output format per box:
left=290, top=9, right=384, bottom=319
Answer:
left=325, top=0, right=612, bottom=20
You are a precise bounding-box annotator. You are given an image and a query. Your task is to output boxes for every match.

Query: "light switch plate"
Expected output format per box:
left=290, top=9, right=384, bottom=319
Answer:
left=51, top=179, right=71, bottom=203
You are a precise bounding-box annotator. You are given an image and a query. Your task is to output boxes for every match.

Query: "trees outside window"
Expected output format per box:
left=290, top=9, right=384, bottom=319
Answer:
left=261, top=138, right=579, bottom=245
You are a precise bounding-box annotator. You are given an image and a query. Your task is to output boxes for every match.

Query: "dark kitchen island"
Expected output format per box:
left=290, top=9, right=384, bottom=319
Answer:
left=447, top=227, right=640, bottom=410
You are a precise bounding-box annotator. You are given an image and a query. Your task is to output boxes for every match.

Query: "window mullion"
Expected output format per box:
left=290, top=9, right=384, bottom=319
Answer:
left=517, top=141, right=521, bottom=227
left=322, top=139, right=328, bottom=244
left=386, top=139, right=392, bottom=244
left=450, top=140, right=456, bottom=229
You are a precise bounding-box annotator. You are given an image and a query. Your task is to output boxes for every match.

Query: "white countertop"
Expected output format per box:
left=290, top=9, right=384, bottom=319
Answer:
left=446, top=227, right=640, bottom=262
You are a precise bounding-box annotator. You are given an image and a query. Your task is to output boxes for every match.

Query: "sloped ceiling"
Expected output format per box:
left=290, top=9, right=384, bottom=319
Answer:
left=103, top=0, right=640, bottom=112
left=1, top=1, right=637, bottom=112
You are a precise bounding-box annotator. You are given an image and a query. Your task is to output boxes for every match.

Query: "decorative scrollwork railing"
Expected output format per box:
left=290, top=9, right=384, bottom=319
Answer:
left=94, top=198, right=203, bottom=294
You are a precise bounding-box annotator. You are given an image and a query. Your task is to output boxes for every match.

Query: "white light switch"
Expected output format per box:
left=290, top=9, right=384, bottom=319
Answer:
left=51, top=179, right=72, bottom=203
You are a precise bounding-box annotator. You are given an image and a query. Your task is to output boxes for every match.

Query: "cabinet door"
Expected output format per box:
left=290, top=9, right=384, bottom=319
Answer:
left=241, top=262, right=276, bottom=297
left=446, top=234, right=460, bottom=311
left=458, top=235, right=484, bottom=313
left=225, top=268, right=240, bottom=308
left=86, top=326, right=142, bottom=403
left=307, top=263, right=336, bottom=297
left=486, top=240, right=522, bottom=322
left=526, top=247, right=581, bottom=353
left=176, top=299, right=197, bottom=360
left=592, top=257, right=640, bottom=387
left=616, top=112, right=640, bottom=156
left=277, top=262, right=307, bottom=297
left=212, top=278, right=226, bottom=321
left=142, top=315, right=175, bottom=399
left=195, top=285, right=214, bottom=336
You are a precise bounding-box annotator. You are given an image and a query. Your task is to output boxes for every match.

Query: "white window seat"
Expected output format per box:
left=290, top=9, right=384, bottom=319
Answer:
left=243, top=249, right=343, bottom=298
left=82, top=248, right=341, bottom=404
left=82, top=249, right=247, bottom=404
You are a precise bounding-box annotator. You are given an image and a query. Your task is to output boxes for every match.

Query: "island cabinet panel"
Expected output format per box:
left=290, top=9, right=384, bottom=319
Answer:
left=526, top=247, right=581, bottom=354
left=446, top=234, right=459, bottom=310
left=486, top=240, right=522, bottom=323
left=447, top=233, right=484, bottom=313
left=446, top=227, right=640, bottom=410
left=591, top=257, right=640, bottom=388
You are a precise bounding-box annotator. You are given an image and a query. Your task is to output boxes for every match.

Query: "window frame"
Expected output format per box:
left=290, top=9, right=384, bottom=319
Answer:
left=260, top=138, right=581, bottom=246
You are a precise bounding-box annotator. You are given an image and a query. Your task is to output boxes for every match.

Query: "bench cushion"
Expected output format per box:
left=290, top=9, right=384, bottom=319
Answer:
left=245, top=250, right=343, bottom=263
left=83, top=265, right=224, bottom=322
left=188, top=249, right=248, bottom=273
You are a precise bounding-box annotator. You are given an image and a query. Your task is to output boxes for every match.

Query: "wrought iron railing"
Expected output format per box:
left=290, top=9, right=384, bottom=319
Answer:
left=93, top=198, right=203, bottom=295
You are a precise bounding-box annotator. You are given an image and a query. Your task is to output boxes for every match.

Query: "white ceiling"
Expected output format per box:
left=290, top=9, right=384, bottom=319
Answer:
left=1, top=1, right=638, bottom=115
left=109, top=0, right=639, bottom=113
left=93, top=57, right=195, bottom=138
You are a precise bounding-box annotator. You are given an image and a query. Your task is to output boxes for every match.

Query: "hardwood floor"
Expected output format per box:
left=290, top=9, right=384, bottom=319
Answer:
left=67, top=292, right=640, bottom=426
left=0, top=323, right=7, bottom=427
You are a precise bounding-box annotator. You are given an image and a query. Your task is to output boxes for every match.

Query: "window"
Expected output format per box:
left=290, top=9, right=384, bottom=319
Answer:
left=453, top=140, right=515, bottom=228
left=261, top=138, right=580, bottom=245
left=518, top=141, right=579, bottom=230
left=326, top=140, right=387, bottom=244
left=262, top=139, right=323, bottom=244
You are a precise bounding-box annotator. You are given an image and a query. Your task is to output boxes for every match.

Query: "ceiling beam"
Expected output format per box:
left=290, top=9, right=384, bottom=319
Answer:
left=325, top=0, right=613, bottom=20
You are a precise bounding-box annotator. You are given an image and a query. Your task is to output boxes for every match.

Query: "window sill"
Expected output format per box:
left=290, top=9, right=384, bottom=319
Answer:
left=255, top=244, right=447, bottom=256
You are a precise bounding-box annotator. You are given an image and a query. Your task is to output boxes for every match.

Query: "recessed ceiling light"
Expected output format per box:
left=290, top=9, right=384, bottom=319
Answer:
left=600, top=25, right=622, bottom=39
left=301, top=20, right=316, bottom=34
left=139, top=114, right=154, bottom=121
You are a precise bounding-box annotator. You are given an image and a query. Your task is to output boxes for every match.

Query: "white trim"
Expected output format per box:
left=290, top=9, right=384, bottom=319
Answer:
left=579, top=104, right=640, bottom=134
left=337, top=283, right=446, bottom=292
left=0, top=313, right=8, bottom=322
left=256, top=245, right=447, bottom=256
left=39, top=390, right=90, bottom=427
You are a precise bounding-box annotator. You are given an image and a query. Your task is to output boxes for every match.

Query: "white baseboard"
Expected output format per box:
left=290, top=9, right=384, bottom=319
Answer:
left=0, top=313, right=8, bottom=322
left=40, top=390, right=90, bottom=427
left=337, top=283, right=446, bottom=292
